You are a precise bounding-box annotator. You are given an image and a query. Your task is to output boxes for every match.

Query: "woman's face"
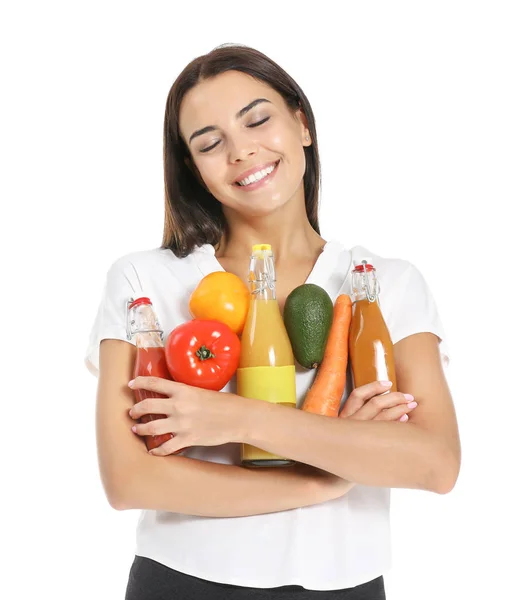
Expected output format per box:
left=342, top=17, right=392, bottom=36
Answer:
left=179, top=70, right=311, bottom=219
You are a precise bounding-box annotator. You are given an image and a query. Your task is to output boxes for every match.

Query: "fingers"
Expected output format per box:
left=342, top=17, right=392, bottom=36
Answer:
left=129, top=397, right=172, bottom=419
left=148, top=439, right=184, bottom=456
left=338, top=392, right=365, bottom=418
left=339, top=380, right=394, bottom=418
left=131, top=415, right=186, bottom=455
left=132, top=415, right=173, bottom=437
left=128, top=376, right=180, bottom=397
left=352, top=380, right=395, bottom=403
left=373, top=402, right=417, bottom=422
left=352, top=392, right=416, bottom=421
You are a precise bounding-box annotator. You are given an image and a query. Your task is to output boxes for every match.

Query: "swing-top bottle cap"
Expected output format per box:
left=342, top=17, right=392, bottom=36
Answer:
left=252, top=244, right=272, bottom=253
left=128, top=296, right=152, bottom=309
left=126, top=296, right=162, bottom=340
left=353, top=263, right=375, bottom=272
left=351, top=261, right=380, bottom=303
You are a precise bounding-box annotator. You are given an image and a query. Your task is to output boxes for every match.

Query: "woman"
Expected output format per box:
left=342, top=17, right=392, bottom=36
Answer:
left=86, top=44, right=460, bottom=599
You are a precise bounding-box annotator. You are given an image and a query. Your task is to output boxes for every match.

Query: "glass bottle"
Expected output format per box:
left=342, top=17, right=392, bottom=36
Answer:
left=348, top=261, right=397, bottom=391
left=237, top=244, right=297, bottom=467
left=127, top=296, right=177, bottom=452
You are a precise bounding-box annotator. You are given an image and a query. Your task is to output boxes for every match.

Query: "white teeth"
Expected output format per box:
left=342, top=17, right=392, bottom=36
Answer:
left=237, top=163, right=276, bottom=186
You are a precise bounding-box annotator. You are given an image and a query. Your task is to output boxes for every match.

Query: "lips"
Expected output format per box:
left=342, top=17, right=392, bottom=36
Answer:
left=233, top=160, right=280, bottom=186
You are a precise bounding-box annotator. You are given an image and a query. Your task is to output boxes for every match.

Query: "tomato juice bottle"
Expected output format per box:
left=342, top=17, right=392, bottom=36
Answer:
left=237, top=244, right=297, bottom=467
left=348, top=262, right=397, bottom=391
left=127, top=297, right=178, bottom=453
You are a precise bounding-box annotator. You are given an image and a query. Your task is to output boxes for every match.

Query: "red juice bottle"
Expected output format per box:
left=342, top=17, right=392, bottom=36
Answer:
left=127, top=297, right=179, bottom=452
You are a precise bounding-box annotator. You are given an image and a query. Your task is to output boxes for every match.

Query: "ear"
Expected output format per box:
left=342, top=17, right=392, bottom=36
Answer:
left=295, top=107, right=312, bottom=147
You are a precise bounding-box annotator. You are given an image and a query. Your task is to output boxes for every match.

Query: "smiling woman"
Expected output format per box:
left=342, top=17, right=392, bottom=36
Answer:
left=178, top=73, right=311, bottom=220
left=162, top=47, right=321, bottom=259
left=86, top=43, right=459, bottom=600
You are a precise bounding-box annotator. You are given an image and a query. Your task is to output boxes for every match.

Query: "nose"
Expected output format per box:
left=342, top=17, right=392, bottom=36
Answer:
left=227, top=133, right=258, bottom=163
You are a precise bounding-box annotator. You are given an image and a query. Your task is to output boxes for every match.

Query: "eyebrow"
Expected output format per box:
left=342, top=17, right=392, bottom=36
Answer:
left=188, top=98, right=271, bottom=144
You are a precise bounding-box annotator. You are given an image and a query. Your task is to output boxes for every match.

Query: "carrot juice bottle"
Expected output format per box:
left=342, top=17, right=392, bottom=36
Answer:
left=127, top=297, right=178, bottom=453
left=237, top=244, right=297, bottom=467
left=348, top=261, right=397, bottom=391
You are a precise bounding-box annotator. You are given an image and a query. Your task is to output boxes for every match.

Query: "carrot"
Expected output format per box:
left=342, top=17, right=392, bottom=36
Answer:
left=301, top=294, right=352, bottom=417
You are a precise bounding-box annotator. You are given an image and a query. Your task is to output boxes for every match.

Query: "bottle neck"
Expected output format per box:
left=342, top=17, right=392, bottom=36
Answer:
left=248, top=253, right=277, bottom=300
left=134, top=331, right=164, bottom=348
left=352, top=270, right=380, bottom=303
left=127, top=300, right=164, bottom=346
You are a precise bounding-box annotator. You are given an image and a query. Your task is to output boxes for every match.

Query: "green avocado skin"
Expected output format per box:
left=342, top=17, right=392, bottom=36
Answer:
left=283, top=283, right=334, bottom=369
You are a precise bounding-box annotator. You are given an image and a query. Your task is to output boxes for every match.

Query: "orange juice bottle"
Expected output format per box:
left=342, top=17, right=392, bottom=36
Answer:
left=348, top=261, right=397, bottom=391
left=237, top=244, right=297, bottom=467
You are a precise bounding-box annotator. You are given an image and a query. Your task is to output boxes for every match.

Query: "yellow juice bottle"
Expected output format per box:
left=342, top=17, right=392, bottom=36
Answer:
left=237, top=244, right=297, bottom=467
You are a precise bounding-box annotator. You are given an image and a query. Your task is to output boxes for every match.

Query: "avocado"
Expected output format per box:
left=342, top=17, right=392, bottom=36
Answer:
left=283, top=283, right=333, bottom=369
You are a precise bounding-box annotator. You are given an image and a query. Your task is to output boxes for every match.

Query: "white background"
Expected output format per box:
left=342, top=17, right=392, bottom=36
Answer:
left=2, top=1, right=529, bottom=598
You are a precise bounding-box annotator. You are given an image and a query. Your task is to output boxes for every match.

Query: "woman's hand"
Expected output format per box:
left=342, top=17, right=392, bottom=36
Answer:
left=129, top=376, right=417, bottom=459
left=129, top=376, right=248, bottom=456
left=312, top=382, right=418, bottom=498
left=339, top=380, right=418, bottom=422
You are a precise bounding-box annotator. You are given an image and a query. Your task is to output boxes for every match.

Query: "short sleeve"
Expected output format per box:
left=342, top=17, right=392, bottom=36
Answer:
left=84, top=258, right=138, bottom=377
left=386, top=263, right=450, bottom=368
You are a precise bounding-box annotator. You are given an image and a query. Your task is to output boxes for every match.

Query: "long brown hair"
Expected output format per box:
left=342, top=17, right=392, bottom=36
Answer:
left=162, top=44, right=322, bottom=258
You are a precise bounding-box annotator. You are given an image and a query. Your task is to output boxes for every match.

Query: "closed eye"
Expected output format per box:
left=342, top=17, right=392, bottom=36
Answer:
left=199, top=140, right=221, bottom=153
left=199, top=117, right=270, bottom=153
left=248, top=116, right=270, bottom=128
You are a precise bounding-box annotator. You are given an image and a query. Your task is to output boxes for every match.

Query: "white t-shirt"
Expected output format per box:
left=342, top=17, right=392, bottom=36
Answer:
left=85, top=240, right=449, bottom=591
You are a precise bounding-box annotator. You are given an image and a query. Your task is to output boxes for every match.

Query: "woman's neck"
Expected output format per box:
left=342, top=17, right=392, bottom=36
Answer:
left=215, top=226, right=326, bottom=266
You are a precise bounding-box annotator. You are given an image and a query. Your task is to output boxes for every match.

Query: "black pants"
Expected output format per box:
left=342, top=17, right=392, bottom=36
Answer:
left=125, top=556, right=386, bottom=600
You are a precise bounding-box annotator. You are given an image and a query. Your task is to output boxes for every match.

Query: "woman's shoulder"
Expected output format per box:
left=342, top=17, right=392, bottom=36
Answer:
left=106, top=245, right=207, bottom=277
left=103, top=245, right=217, bottom=303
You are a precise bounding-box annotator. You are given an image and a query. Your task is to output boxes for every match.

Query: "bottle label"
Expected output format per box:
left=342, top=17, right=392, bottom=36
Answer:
left=237, top=366, right=297, bottom=405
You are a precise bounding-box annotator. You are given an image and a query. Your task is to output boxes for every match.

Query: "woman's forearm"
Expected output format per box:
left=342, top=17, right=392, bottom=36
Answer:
left=119, top=453, right=345, bottom=516
left=98, top=340, right=346, bottom=518
left=235, top=397, right=457, bottom=494
left=231, top=336, right=460, bottom=495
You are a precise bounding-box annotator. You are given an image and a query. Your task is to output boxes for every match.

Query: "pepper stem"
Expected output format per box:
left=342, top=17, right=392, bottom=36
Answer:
left=196, top=345, right=215, bottom=361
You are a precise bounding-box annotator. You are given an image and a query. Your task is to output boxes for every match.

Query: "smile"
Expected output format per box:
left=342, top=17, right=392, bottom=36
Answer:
left=234, top=160, right=280, bottom=190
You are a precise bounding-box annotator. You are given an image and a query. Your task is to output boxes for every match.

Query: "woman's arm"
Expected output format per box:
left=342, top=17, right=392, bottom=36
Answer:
left=122, top=456, right=352, bottom=517
left=233, top=333, right=461, bottom=494
left=97, top=340, right=351, bottom=515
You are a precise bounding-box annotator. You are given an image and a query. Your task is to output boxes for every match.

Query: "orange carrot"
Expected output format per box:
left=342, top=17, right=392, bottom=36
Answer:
left=301, top=294, right=352, bottom=417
